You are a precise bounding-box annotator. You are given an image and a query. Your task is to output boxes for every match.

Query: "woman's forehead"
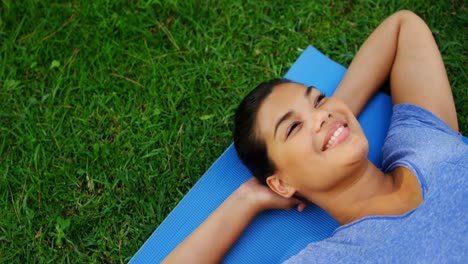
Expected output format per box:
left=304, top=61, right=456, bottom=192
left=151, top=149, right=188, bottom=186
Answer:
left=272, top=83, right=319, bottom=98
left=256, top=83, right=317, bottom=136
left=264, top=82, right=317, bottom=107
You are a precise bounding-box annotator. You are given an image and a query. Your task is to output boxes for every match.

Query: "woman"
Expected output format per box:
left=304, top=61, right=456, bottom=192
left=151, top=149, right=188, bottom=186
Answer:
left=163, top=10, right=467, bottom=263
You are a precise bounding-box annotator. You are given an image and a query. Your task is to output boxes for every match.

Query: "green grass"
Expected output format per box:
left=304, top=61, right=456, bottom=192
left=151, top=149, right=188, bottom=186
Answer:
left=0, top=0, right=466, bottom=262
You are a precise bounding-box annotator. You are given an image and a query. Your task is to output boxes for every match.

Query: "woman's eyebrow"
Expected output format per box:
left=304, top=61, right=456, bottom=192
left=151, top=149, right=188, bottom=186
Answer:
left=273, top=86, right=314, bottom=139
left=274, top=111, right=293, bottom=139
left=305, top=86, right=313, bottom=97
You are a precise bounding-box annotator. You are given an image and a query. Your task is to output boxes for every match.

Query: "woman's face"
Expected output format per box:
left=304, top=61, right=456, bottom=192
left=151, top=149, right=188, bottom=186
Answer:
left=256, top=82, right=369, bottom=198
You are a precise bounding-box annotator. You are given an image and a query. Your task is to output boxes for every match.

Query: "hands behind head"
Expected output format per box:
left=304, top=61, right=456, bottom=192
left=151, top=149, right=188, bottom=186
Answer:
left=236, top=178, right=307, bottom=213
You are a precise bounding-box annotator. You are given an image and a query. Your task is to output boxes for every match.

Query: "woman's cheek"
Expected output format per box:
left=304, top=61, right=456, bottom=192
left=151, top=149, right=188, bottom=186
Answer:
left=295, top=137, right=314, bottom=156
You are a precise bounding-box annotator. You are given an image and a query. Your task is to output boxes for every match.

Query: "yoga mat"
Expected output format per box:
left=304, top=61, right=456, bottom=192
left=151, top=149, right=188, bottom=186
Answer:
left=130, top=46, right=467, bottom=263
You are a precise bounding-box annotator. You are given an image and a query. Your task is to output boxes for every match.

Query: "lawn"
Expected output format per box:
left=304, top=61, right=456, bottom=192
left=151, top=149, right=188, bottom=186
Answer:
left=0, top=0, right=466, bottom=262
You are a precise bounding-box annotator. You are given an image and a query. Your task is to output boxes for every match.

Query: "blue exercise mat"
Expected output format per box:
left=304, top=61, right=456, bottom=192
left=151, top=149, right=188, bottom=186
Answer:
left=130, top=46, right=467, bottom=263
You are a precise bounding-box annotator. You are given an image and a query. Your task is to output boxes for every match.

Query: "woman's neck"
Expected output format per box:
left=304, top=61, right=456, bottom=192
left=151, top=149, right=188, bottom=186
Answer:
left=316, top=160, right=422, bottom=225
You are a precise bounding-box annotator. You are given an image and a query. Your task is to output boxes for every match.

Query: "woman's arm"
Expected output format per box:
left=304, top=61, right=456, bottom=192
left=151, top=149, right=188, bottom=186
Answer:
left=388, top=11, right=458, bottom=131
left=162, top=178, right=305, bottom=263
left=334, top=10, right=458, bottom=132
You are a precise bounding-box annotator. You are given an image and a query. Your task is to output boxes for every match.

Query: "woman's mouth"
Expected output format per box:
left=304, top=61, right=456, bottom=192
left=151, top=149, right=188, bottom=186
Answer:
left=322, top=123, right=349, bottom=151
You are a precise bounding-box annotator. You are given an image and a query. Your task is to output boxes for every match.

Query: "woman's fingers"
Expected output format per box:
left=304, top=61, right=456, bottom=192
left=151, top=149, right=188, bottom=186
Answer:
left=297, top=202, right=307, bottom=212
left=240, top=177, right=308, bottom=212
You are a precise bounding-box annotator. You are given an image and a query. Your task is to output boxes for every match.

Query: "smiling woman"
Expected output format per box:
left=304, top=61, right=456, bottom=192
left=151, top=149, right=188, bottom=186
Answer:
left=162, top=10, right=467, bottom=263
left=255, top=82, right=370, bottom=207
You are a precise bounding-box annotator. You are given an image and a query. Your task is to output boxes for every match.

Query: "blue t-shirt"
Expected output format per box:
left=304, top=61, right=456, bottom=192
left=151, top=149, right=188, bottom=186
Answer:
left=285, top=104, right=468, bottom=263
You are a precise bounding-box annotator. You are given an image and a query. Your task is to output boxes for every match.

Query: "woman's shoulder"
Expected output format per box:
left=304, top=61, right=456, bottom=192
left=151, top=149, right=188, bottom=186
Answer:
left=384, top=103, right=463, bottom=150
left=381, top=103, right=465, bottom=173
left=381, top=103, right=467, bottom=188
left=389, top=103, right=460, bottom=137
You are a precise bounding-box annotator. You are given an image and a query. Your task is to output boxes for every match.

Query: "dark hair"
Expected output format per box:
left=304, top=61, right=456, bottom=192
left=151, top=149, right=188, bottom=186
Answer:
left=233, top=78, right=294, bottom=185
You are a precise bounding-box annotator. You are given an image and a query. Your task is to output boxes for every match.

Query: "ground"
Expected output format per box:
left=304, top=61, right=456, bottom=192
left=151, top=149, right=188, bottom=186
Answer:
left=0, top=0, right=466, bottom=262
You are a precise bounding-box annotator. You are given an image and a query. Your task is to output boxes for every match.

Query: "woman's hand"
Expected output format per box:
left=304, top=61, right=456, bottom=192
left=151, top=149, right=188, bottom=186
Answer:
left=236, top=178, right=307, bottom=213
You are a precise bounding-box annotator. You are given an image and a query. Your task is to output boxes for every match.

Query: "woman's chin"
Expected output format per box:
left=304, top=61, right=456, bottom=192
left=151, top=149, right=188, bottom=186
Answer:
left=346, top=134, right=369, bottom=164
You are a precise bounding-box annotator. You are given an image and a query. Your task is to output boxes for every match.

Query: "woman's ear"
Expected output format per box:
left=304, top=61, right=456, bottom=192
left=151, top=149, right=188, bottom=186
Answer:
left=266, top=174, right=296, bottom=198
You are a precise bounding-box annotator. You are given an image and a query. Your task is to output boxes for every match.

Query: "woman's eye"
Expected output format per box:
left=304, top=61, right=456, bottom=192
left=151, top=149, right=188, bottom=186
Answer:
left=315, top=93, right=326, bottom=107
left=287, top=122, right=300, bottom=138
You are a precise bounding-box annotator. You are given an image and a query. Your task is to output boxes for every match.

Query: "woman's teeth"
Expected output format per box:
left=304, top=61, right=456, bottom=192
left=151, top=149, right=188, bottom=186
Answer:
left=325, top=126, right=344, bottom=150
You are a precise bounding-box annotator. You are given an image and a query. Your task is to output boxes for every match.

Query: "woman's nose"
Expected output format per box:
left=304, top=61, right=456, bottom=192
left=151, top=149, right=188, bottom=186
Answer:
left=311, top=109, right=332, bottom=132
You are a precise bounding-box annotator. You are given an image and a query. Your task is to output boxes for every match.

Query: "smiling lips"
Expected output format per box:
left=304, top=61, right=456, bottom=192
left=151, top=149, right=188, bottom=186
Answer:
left=322, top=122, right=350, bottom=151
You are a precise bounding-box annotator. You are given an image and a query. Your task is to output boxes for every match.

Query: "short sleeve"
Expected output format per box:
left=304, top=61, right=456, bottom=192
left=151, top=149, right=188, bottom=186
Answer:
left=381, top=104, right=464, bottom=191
